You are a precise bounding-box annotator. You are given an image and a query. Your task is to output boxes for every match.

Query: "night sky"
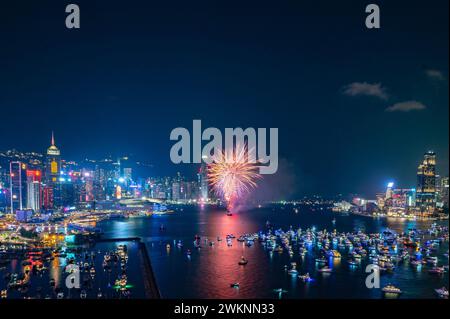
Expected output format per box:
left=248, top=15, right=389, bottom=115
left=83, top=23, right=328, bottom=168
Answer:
left=0, top=0, right=448, bottom=197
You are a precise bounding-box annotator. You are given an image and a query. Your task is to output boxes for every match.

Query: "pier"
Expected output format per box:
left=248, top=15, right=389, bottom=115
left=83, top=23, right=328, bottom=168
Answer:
left=97, top=237, right=161, bottom=299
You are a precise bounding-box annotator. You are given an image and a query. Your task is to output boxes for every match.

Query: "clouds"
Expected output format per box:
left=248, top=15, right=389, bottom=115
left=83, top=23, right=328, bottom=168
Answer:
left=425, top=69, right=445, bottom=81
left=342, top=68, right=444, bottom=113
left=385, top=100, right=427, bottom=112
left=342, top=82, right=388, bottom=100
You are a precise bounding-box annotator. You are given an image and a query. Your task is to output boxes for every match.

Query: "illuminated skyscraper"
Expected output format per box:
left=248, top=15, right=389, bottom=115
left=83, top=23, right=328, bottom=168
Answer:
left=438, top=176, right=449, bottom=209
left=26, top=170, right=41, bottom=211
left=385, top=182, right=394, bottom=199
left=9, top=161, right=27, bottom=212
left=45, top=132, right=61, bottom=208
left=416, top=151, right=436, bottom=214
left=198, top=163, right=209, bottom=202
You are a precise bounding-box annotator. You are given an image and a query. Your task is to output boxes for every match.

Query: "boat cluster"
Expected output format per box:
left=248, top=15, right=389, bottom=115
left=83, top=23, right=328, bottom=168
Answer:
left=235, top=223, right=449, bottom=298
left=1, top=243, right=133, bottom=299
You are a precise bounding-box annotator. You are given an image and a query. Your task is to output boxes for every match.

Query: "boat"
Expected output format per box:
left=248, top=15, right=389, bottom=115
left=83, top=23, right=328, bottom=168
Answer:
left=328, top=250, right=341, bottom=259
left=348, top=260, right=358, bottom=266
left=97, top=289, right=103, bottom=299
left=428, top=266, right=445, bottom=275
left=382, top=284, right=402, bottom=294
left=315, top=257, right=327, bottom=264
left=1, top=289, right=7, bottom=299
left=230, top=283, right=240, bottom=288
left=57, top=292, right=64, bottom=299
left=298, top=273, right=312, bottom=282
left=317, top=266, right=333, bottom=273
left=287, top=263, right=298, bottom=275
left=238, top=257, right=248, bottom=266
left=435, top=287, right=448, bottom=298
left=80, top=290, right=87, bottom=299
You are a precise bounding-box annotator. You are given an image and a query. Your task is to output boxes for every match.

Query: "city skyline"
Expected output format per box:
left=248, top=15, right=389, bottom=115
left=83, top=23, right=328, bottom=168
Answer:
left=0, top=0, right=448, bottom=197
left=0, top=131, right=448, bottom=199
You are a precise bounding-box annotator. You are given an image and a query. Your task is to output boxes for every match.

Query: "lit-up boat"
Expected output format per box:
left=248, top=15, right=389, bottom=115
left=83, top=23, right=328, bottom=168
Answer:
left=382, top=284, right=402, bottom=295
left=428, top=266, right=445, bottom=275
left=287, top=263, right=298, bottom=275
left=317, top=266, right=333, bottom=273
left=298, top=273, right=313, bottom=282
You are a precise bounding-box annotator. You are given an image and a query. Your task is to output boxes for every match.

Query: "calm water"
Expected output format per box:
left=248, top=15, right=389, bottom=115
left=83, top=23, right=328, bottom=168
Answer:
left=0, top=241, right=146, bottom=299
left=99, top=205, right=449, bottom=299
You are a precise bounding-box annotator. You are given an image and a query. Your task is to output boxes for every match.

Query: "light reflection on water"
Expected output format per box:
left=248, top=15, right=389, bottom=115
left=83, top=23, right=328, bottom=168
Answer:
left=98, top=205, right=448, bottom=299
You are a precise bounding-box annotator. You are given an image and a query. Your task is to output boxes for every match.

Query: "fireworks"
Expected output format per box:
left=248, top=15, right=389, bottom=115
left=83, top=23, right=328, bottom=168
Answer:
left=207, top=144, right=261, bottom=211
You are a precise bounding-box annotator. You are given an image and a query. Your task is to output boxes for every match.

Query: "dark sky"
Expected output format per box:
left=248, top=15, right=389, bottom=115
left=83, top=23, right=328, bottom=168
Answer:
left=0, top=0, right=448, bottom=197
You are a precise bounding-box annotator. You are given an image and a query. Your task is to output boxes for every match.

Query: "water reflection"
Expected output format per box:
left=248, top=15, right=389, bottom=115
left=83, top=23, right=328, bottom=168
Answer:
left=98, top=206, right=448, bottom=299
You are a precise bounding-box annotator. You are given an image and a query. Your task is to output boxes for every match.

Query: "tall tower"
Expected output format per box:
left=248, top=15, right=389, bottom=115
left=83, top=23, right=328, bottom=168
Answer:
left=45, top=132, right=61, bottom=208
left=198, top=163, right=209, bottom=202
left=10, top=161, right=27, bottom=213
left=416, top=151, right=436, bottom=214
left=26, top=170, right=42, bottom=211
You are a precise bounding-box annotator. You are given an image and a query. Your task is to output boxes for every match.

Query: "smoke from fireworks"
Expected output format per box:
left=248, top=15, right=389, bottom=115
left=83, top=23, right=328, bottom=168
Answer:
left=208, top=144, right=261, bottom=211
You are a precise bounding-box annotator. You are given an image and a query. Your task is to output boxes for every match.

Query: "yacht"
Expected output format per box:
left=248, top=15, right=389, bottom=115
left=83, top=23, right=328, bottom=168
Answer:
left=382, top=284, right=402, bottom=294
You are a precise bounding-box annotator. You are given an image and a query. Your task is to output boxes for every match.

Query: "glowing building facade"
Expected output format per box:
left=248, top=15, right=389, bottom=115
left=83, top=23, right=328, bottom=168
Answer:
left=45, top=132, right=61, bottom=208
left=416, top=151, right=436, bottom=214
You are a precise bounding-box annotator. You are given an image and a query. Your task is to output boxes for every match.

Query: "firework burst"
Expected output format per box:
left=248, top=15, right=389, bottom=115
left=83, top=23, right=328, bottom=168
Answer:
left=208, top=144, right=261, bottom=211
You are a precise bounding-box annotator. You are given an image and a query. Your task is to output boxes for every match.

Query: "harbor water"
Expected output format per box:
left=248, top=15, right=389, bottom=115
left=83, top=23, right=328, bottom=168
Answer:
left=99, top=205, right=449, bottom=299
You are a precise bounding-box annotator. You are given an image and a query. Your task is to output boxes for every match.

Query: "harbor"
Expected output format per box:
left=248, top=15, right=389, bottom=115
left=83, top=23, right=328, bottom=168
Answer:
left=0, top=237, right=159, bottom=299
left=1, top=204, right=449, bottom=299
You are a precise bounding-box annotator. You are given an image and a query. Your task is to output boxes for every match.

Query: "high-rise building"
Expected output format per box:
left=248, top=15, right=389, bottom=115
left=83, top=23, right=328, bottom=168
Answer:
left=438, top=176, right=449, bottom=209
left=42, top=186, right=54, bottom=210
left=172, top=182, right=180, bottom=201
left=123, top=168, right=132, bottom=183
left=385, top=182, right=394, bottom=199
left=416, top=151, right=437, bottom=214
left=198, top=163, right=209, bottom=202
left=45, top=132, right=61, bottom=208
left=26, top=170, right=42, bottom=211
left=9, top=161, right=27, bottom=213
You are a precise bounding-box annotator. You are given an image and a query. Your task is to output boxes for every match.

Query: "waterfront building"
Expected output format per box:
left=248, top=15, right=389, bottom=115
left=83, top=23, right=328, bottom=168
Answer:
left=26, top=170, right=42, bottom=211
left=376, top=193, right=386, bottom=209
left=416, top=151, right=437, bottom=215
left=438, top=176, right=449, bottom=209
left=385, top=182, right=394, bottom=199
left=172, top=182, right=180, bottom=201
left=15, top=209, right=33, bottom=222
left=9, top=161, right=27, bottom=212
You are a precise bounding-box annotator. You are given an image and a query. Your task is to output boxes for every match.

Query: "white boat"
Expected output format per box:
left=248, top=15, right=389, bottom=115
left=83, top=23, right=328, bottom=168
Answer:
left=435, top=287, right=448, bottom=298
left=298, top=273, right=312, bottom=282
left=287, top=263, right=298, bottom=275
left=382, top=284, right=402, bottom=294
left=317, top=266, right=333, bottom=273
